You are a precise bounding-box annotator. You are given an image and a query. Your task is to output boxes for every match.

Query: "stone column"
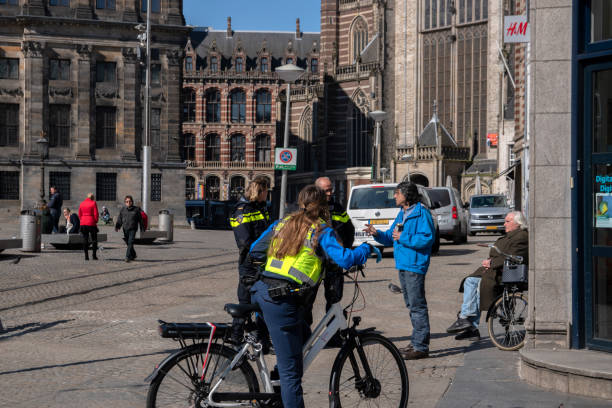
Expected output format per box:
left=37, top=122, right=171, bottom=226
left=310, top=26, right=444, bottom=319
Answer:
left=75, top=44, right=92, bottom=160
left=165, top=49, right=183, bottom=162
left=165, top=0, right=184, bottom=25
left=21, top=0, right=44, bottom=16
left=21, top=41, right=44, bottom=158
left=122, top=0, right=138, bottom=22
left=121, top=47, right=138, bottom=161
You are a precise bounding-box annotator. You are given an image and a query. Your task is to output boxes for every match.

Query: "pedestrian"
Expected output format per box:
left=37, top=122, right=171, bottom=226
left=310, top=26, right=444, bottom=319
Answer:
left=228, top=176, right=270, bottom=345
left=78, top=193, right=99, bottom=261
left=249, top=184, right=376, bottom=408
left=48, top=185, right=63, bottom=233
left=363, top=181, right=435, bottom=360
left=312, top=177, right=355, bottom=345
left=39, top=200, right=53, bottom=234
left=62, top=207, right=80, bottom=234
left=115, top=195, right=143, bottom=263
left=446, top=211, right=528, bottom=341
left=101, top=206, right=112, bottom=225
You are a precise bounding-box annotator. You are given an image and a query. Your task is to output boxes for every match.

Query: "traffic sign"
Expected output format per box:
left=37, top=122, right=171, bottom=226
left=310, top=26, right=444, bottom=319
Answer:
left=275, top=147, right=297, bottom=170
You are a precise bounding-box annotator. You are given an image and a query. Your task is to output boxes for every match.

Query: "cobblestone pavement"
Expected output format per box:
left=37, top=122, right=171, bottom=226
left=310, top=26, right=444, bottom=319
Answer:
left=0, top=221, right=496, bottom=407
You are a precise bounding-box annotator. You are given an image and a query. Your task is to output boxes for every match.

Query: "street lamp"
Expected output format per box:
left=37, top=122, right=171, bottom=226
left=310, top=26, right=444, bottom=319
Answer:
left=136, top=0, right=152, bottom=215
left=35, top=133, right=49, bottom=201
left=368, top=110, right=386, bottom=182
left=276, top=63, right=304, bottom=219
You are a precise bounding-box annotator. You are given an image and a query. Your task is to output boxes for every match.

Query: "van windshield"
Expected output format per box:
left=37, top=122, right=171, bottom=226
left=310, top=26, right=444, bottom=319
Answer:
left=349, top=187, right=398, bottom=210
left=471, top=196, right=507, bottom=208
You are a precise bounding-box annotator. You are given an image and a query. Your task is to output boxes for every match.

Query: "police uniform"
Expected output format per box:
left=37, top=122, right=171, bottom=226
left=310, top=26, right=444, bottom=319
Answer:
left=249, top=217, right=371, bottom=408
left=229, top=198, right=270, bottom=341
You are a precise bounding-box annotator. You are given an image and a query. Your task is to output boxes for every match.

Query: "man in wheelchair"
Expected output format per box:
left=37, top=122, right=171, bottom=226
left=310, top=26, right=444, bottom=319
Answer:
left=446, top=211, right=528, bottom=341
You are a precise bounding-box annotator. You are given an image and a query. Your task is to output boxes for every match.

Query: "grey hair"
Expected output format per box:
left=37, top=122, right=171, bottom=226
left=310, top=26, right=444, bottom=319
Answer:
left=62, top=207, right=71, bottom=213
left=510, top=211, right=528, bottom=230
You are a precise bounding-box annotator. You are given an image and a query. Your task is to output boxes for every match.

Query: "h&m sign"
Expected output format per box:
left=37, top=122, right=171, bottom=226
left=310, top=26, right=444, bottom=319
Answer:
left=504, top=15, right=530, bottom=43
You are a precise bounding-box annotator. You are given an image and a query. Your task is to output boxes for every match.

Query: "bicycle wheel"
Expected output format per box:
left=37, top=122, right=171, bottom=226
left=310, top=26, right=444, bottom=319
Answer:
left=146, top=343, right=259, bottom=408
left=329, top=333, right=409, bottom=408
left=487, top=292, right=528, bottom=351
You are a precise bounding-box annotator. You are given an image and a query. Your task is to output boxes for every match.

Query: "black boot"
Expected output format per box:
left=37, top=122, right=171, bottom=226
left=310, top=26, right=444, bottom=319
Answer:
left=92, top=251, right=98, bottom=260
left=84, top=250, right=89, bottom=261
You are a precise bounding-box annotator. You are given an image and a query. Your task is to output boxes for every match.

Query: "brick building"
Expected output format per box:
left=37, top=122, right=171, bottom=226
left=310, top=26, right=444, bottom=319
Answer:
left=0, top=0, right=188, bottom=220
left=181, top=18, right=320, bottom=202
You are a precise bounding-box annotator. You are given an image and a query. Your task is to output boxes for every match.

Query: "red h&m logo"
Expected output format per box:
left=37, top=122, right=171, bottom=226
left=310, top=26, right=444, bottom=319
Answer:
left=504, top=15, right=530, bottom=43
left=506, top=21, right=528, bottom=37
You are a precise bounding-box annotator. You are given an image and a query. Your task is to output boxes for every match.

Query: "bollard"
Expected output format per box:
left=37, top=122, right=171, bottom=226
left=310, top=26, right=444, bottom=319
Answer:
left=190, top=220, right=196, bottom=230
left=20, top=210, right=41, bottom=252
left=158, top=209, right=174, bottom=242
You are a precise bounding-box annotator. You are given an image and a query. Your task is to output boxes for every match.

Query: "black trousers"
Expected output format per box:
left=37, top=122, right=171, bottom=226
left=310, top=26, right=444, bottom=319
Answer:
left=123, top=228, right=137, bottom=260
left=80, top=225, right=98, bottom=255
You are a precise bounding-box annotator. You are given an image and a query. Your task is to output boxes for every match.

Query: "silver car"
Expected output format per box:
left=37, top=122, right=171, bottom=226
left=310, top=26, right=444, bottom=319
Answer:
left=468, top=194, right=511, bottom=235
left=427, top=187, right=469, bottom=244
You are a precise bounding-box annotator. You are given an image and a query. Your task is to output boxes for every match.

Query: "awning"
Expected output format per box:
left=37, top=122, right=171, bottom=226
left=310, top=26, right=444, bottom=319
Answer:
left=495, top=160, right=520, bottom=179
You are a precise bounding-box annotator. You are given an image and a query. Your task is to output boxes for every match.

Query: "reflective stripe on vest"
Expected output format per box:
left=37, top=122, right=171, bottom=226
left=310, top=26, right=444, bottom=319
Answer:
left=331, top=211, right=350, bottom=223
left=264, top=220, right=322, bottom=286
left=230, top=211, right=266, bottom=228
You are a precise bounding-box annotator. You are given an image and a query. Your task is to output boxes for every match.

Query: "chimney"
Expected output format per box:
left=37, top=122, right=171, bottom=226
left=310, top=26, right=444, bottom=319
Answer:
left=296, top=18, right=301, bottom=38
left=227, top=17, right=232, bottom=37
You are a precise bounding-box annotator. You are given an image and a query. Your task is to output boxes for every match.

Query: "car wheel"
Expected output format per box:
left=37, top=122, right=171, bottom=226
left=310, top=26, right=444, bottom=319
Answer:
left=469, top=231, right=476, bottom=236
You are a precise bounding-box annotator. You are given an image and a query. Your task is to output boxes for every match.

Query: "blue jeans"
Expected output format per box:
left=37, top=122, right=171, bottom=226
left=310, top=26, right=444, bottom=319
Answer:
left=251, top=280, right=308, bottom=408
left=399, top=270, right=430, bottom=352
left=460, top=277, right=481, bottom=329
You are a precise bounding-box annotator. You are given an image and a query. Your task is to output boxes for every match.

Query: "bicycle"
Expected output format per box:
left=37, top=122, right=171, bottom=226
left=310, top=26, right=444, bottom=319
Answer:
left=145, top=265, right=409, bottom=407
left=485, top=246, right=528, bottom=351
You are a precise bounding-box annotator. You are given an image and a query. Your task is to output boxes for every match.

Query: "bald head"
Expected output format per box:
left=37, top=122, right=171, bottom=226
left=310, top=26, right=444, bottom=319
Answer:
left=315, top=177, right=333, bottom=202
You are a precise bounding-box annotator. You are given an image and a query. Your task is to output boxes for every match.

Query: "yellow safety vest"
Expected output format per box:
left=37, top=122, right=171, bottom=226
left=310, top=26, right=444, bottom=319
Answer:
left=264, top=219, right=323, bottom=287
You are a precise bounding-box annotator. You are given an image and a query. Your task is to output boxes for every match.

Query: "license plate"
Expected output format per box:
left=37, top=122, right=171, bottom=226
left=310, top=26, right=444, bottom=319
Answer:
left=354, top=231, right=370, bottom=237
left=369, top=219, right=389, bottom=225
left=486, top=226, right=498, bottom=230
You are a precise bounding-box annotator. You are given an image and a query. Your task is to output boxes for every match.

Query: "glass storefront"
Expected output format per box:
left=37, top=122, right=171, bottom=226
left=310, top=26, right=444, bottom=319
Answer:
left=591, top=0, right=612, bottom=43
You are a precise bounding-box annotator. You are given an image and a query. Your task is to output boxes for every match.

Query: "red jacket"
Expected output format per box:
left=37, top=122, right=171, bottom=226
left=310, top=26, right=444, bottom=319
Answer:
left=78, top=198, right=99, bottom=226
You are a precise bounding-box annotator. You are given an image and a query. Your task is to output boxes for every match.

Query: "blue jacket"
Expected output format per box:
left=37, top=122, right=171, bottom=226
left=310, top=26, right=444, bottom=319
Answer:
left=372, top=202, right=435, bottom=274
left=250, top=219, right=371, bottom=283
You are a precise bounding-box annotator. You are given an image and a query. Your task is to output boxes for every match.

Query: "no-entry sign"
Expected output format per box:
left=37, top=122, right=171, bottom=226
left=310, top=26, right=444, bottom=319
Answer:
left=274, top=147, right=297, bottom=170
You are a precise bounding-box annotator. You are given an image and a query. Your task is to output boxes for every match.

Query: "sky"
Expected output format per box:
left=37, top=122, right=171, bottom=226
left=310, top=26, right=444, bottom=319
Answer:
left=183, top=0, right=321, bottom=32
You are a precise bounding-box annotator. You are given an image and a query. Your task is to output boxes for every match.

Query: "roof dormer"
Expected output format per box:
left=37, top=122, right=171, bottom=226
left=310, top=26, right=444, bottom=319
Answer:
left=233, top=37, right=246, bottom=73
left=183, top=37, right=196, bottom=73
left=257, top=39, right=271, bottom=73
left=284, top=40, right=296, bottom=65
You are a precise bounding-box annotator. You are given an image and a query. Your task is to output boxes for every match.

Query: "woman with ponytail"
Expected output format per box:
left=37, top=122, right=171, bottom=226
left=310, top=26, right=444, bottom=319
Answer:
left=249, top=184, right=375, bottom=408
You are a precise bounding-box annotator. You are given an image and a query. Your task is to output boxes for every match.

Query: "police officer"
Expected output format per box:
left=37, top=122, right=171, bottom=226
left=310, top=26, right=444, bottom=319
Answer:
left=229, top=176, right=270, bottom=344
left=314, top=177, right=354, bottom=313
left=249, top=184, right=375, bottom=408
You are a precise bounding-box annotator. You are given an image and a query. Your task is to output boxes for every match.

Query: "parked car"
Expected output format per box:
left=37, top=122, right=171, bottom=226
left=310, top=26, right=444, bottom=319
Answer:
left=347, top=183, right=440, bottom=255
left=185, top=200, right=238, bottom=230
left=427, top=186, right=469, bottom=244
left=467, top=194, right=511, bottom=235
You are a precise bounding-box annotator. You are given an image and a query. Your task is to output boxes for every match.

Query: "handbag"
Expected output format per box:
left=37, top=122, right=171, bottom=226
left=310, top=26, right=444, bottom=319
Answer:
left=501, top=261, right=528, bottom=283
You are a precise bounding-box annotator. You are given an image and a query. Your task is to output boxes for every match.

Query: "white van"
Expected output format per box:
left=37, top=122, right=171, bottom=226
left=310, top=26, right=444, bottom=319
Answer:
left=347, top=183, right=440, bottom=254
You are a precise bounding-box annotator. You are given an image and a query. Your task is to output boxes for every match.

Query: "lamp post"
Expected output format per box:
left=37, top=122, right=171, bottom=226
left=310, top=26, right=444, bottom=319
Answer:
left=368, top=110, right=386, bottom=182
left=35, top=133, right=49, bottom=202
left=276, top=63, right=304, bottom=219
left=136, top=0, right=152, bottom=215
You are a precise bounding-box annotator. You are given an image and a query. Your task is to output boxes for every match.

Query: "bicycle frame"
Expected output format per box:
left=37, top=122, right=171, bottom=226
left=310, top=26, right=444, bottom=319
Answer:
left=203, top=302, right=348, bottom=407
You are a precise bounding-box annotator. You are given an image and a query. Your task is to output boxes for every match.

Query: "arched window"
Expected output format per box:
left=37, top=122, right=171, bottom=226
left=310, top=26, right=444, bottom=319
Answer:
left=182, top=88, right=196, bottom=122
left=230, top=176, right=245, bottom=200
left=210, top=56, right=218, bottom=73
left=206, top=89, right=221, bottom=122
left=205, top=175, right=220, bottom=200
left=181, top=133, right=196, bottom=162
left=351, top=17, right=368, bottom=62
left=298, top=108, right=313, bottom=171
left=347, top=105, right=372, bottom=167
left=235, top=57, right=243, bottom=73
left=185, top=176, right=195, bottom=200
left=185, top=56, right=193, bottom=72
left=230, top=90, right=246, bottom=123
left=205, top=134, right=220, bottom=162
left=256, top=90, right=271, bottom=123
left=261, top=57, right=268, bottom=72
left=230, top=134, right=245, bottom=162
left=255, top=134, right=271, bottom=162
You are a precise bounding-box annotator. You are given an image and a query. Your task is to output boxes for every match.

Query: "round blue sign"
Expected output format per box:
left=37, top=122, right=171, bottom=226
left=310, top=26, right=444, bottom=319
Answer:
left=280, top=150, right=293, bottom=163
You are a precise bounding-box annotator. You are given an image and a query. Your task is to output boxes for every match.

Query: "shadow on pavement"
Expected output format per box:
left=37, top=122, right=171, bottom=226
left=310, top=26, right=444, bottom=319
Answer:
left=387, top=332, right=455, bottom=343
left=0, top=254, right=37, bottom=264
left=0, top=319, right=73, bottom=341
left=0, top=349, right=174, bottom=376
left=435, top=248, right=479, bottom=257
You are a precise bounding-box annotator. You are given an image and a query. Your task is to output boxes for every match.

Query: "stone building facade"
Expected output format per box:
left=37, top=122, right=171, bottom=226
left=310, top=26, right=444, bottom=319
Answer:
left=181, top=18, right=320, bottom=202
left=391, top=0, right=516, bottom=200
left=0, top=0, right=188, bottom=221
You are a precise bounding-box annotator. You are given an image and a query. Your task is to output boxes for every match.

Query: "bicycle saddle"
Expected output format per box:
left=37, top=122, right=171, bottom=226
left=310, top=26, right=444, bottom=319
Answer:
left=224, top=303, right=261, bottom=318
